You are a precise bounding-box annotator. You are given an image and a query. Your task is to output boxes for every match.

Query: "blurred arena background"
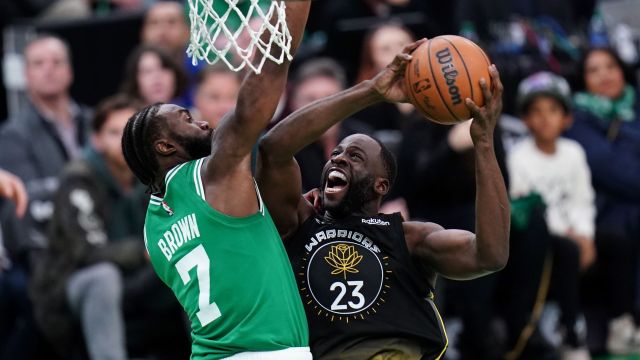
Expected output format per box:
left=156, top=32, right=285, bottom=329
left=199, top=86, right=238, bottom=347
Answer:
left=1, top=0, right=640, bottom=359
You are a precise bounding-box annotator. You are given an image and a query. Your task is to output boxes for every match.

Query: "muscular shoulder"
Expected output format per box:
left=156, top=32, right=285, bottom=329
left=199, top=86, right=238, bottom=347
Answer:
left=402, top=221, right=444, bottom=251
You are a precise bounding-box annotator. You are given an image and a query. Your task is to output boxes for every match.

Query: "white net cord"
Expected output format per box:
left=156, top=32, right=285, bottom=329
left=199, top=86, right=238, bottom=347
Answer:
left=187, top=0, right=293, bottom=74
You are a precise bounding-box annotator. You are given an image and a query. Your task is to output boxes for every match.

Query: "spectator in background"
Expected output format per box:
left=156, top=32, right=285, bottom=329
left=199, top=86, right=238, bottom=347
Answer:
left=120, top=45, right=188, bottom=107
left=192, top=64, right=241, bottom=129
left=356, top=22, right=414, bottom=84
left=287, top=58, right=372, bottom=192
left=318, top=0, right=439, bottom=82
left=0, top=34, right=92, bottom=268
left=141, top=1, right=190, bottom=69
left=511, top=72, right=596, bottom=268
left=507, top=72, right=595, bottom=359
left=353, top=22, right=417, bottom=138
left=566, top=47, right=640, bottom=356
left=30, top=94, right=189, bottom=359
left=141, top=0, right=201, bottom=107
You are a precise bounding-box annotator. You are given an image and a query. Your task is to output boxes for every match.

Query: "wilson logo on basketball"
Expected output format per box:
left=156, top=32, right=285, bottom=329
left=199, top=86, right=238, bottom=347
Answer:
left=436, top=47, right=462, bottom=105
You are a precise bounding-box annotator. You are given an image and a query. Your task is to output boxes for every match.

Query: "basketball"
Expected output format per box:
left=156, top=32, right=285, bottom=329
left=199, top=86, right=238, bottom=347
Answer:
left=405, top=35, right=492, bottom=125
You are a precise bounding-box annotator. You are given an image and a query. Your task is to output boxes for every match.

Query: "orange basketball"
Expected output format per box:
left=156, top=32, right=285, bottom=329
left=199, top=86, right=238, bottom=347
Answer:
left=405, top=35, right=492, bottom=125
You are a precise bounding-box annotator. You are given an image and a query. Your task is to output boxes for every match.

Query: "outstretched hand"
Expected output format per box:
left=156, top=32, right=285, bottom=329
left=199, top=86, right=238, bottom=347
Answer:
left=303, top=188, right=322, bottom=214
left=0, top=169, right=28, bottom=218
left=371, top=38, right=428, bottom=103
left=465, top=64, right=503, bottom=142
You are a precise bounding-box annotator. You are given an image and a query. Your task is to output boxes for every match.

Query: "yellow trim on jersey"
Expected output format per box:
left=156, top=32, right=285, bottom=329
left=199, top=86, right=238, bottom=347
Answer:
left=428, top=297, right=449, bottom=360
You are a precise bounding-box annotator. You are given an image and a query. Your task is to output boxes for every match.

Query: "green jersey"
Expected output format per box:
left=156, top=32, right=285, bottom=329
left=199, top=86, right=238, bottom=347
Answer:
left=144, top=158, right=308, bottom=359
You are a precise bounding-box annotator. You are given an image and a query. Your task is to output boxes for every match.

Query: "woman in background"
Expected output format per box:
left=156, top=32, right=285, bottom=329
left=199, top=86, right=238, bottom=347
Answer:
left=566, top=47, right=640, bottom=356
left=354, top=22, right=416, bottom=132
left=120, top=45, right=188, bottom=106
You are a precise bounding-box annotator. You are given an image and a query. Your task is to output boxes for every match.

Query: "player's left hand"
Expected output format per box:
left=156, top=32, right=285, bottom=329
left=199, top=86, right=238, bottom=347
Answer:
left=372, top=38, right=427, bottom=103
left=465, top=64, right=503, bottom=143
left=303, top=188, right=322, bottom=213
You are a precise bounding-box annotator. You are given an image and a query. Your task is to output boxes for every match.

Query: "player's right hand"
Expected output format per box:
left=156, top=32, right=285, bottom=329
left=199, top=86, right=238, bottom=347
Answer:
left=371, top=38, right=427, bottom=104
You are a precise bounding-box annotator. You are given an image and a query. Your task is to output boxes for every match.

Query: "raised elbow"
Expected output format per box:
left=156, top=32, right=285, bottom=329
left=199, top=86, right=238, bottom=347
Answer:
left=480, top=251, right=509, bottom=273
left=257, top=136, right=290, bottom=167
left=257, top=136, right=271, bottom=153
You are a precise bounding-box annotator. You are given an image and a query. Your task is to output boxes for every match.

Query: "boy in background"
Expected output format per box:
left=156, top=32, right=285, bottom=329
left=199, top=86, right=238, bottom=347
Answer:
left=507, top=71, right=596, bottom=359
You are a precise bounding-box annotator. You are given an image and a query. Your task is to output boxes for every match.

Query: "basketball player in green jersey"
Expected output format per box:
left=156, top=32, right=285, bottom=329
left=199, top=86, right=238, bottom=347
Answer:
left=256, top=41, right=509, bottom=359
left=120, top=2, right=311, bottom=359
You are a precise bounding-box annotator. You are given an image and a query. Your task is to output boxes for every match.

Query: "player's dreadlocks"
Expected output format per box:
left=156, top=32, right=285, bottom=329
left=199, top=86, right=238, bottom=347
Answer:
left=122, top=103, right=165, bottom=194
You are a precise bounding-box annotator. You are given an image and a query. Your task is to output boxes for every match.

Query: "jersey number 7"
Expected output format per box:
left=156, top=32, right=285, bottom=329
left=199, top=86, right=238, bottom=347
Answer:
left=176, top=244, right=222, bottom=327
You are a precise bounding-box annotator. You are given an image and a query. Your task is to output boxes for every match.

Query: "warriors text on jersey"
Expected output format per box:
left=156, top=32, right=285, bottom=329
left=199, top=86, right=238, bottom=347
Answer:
left=144, top=158, right=309, bottom=359
left=287, top=213, right=448, bottom=360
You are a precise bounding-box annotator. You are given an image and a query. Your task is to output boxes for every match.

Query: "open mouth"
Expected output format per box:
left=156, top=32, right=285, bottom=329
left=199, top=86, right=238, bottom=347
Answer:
left=325, top=169, right=349, bottom=194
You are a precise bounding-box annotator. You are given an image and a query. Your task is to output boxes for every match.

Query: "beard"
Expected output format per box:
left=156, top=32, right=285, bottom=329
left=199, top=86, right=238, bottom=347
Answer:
left=173, top=129, right=213, bottom=160
left=324, top=173, right=376, bottom=218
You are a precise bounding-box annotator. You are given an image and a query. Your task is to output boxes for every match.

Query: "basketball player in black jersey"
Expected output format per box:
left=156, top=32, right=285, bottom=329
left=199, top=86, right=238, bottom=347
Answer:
left=256, top=39, right=509, bottom=360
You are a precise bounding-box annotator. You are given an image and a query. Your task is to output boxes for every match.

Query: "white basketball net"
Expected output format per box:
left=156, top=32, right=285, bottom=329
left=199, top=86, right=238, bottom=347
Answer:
left=186, top=0, right=293, bottom=74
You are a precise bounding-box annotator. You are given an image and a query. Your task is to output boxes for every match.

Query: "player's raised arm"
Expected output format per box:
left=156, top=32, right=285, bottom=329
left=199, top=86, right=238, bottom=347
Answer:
left=257, top=39, right=426, bottom=239
left=208, top=1, right=311, bottom=167
left=404, top=65, right=510, bottom=280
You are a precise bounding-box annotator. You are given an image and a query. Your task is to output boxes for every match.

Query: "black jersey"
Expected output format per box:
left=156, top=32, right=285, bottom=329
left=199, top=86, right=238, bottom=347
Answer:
left=286, top=213, right=448, bottom=360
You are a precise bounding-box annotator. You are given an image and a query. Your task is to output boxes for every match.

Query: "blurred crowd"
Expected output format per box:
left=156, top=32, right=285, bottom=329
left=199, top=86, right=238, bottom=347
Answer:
left=0, top=0, right=639, bottom=359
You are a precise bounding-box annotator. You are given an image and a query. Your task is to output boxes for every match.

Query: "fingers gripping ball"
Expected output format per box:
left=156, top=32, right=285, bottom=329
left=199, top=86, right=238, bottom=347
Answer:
left=405, top=35, right=491, bottom=125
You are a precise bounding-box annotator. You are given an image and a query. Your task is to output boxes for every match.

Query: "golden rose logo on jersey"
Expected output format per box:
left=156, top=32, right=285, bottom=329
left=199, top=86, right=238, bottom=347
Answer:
left=325, top=244, right=363, bottom=279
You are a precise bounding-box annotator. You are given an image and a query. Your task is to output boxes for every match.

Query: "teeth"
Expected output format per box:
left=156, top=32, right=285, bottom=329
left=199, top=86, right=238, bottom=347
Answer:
left=325, top=169, right=348, bottom=194
left=325, top=186, right=341, bottom=194
left=328, top=170, right=347, bottom=182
